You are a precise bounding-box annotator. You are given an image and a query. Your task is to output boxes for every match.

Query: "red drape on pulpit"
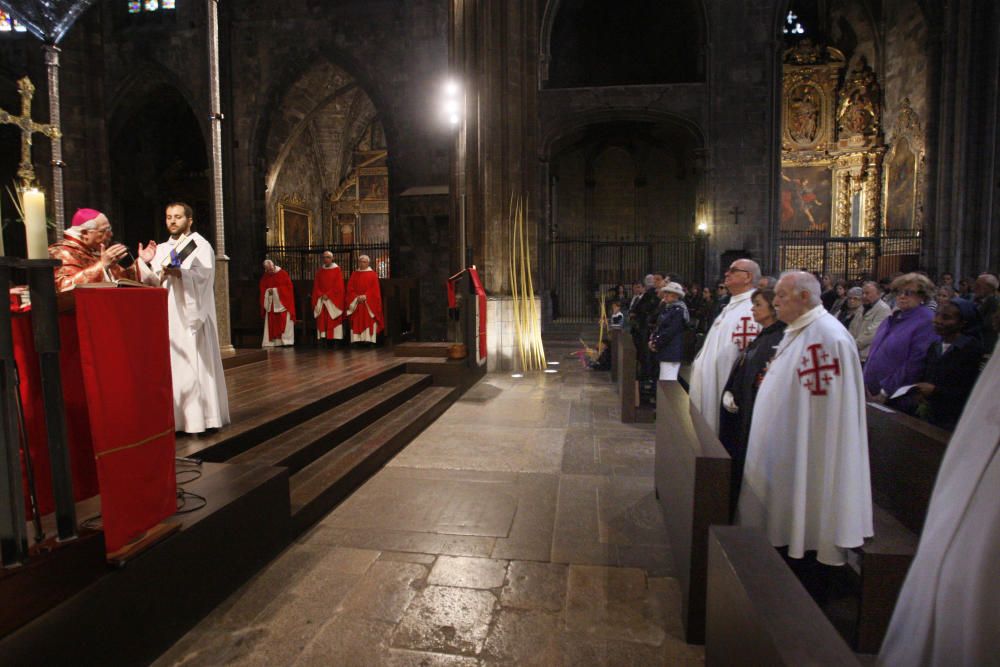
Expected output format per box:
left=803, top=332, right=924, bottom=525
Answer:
left=14, top=288, right=177, bottom=553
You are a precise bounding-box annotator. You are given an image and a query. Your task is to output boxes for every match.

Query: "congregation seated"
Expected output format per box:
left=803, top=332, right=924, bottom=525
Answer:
left=973, top=272, right=999, bottom=352
left=836, top=285, right=862, bottom=328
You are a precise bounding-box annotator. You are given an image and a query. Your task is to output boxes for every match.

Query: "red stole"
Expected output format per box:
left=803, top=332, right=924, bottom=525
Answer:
left=260, top=269, right=296, bottom=339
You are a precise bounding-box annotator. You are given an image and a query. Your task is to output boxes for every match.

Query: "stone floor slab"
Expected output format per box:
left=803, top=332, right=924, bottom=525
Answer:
left=500, top=560, right=568, bottom=611
left=336, top=560, right=429, bottom=623
left=428, top=555, right=509, bottom=589
left=391, top=585, right=497, bottom=656
left=564, top=564, right=666, bottom=646
left=481, top=609, right=562, bottom=666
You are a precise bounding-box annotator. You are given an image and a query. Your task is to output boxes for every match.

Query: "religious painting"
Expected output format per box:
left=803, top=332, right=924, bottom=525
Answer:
left=337, top=214, right=356, bottom=245
left=884, top=140, right=917, bottom=231
left=277, top=197, right=311, bottom=247
left=780, top=165, right=832, bottom=232
left=359, top=174, right=387, bottom=201
left=787, top=84, right=822, bottom=145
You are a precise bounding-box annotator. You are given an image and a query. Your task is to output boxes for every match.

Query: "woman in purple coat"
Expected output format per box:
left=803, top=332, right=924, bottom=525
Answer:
left=864, top=273, right=939, bottom=400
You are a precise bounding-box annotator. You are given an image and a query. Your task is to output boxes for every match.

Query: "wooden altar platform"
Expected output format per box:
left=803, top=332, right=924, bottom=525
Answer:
left=0, top=346, right=479, bottom=665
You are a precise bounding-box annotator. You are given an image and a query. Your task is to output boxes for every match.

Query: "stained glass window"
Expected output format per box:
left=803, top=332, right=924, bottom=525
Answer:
left=784, top=11, right=806, bottom=35
left=127, top=0, right=175, bottom=13
left=0, top=11, right=28, bottom=32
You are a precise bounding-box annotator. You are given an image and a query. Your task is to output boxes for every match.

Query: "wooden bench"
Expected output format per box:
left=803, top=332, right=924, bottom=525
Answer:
left=700, top=401, right=951, bottom=655
left=706, top=526, right=861, bottom=666
left=609, top=328, right=620, bottom=383
left=615, top=329, right=654, bottom=423
left=654, top=380, right=731, bottom=643
left=844, top=403, right=951, bottom=653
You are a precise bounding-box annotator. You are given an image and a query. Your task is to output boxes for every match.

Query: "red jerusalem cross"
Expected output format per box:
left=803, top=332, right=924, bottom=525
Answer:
left=797, top=343, right=841, bottom=396
left=731, top=316, right=759, bottom=350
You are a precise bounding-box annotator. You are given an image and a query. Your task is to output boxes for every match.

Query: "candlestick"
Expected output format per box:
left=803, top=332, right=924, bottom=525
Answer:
left=23, top=187, right=48, bottom=260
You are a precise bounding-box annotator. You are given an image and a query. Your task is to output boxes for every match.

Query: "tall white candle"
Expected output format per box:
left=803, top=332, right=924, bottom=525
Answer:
left=23, top=188, right=48, bottom=260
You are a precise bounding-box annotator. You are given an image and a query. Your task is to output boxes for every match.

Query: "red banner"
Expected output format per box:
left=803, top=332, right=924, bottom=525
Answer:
left=73, top=289, right=176, bottom=553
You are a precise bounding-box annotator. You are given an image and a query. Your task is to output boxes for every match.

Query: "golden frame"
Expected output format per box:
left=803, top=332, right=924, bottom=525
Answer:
left=276, top=194, right=312, bottom=247
left=882, top=99, right=925, bottom=233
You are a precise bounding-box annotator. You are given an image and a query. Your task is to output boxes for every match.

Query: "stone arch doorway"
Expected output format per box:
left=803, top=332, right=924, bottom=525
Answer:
left=109, top=83, right=211, bottom=253
left=543, top=117, right=706, bottom=322
left=261, top=59, right=390, bottom=280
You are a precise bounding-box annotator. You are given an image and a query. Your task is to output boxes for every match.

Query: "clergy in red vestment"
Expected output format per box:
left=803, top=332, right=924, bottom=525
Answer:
left=345, top=254, right=383, bottom=344
left=311, top=251, right=346, bottom=342
left=49, top=208, right=156, bottom=291
left=260, top=259, right=296, bottom=347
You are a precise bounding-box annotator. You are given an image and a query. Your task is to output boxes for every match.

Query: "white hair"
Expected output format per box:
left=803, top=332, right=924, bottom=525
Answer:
left=736, top=259, right=762, bottom=285
left=862, top=280, right=882, bottom=293
left=359, top=254, right=371, bottom=263
left=644, top=274, right=655, bottom=287
left=979, top=273, right=1000, bottom=290
left=780, top=270, right=822, bottom=307
left=263, top=259, right=275, bottom=268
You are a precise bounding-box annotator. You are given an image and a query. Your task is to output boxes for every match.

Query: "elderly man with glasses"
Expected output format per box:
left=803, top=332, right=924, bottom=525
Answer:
left=49, top=208, right=156, bottom=291
left=690, top=257, right=762, bottom=435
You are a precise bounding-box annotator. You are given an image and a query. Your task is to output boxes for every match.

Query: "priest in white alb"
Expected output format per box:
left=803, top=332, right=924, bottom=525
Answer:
left=738, top=271, right=873, bottom=568
left=879, top=340, right=1000, bottom=667
left=689, top=258, right=762, bottom=434
left=138, top=202, right=230, bottom=435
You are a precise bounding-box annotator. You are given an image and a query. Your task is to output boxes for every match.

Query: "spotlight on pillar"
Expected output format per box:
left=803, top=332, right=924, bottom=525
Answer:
left=696, top=221, right=708, bottom=234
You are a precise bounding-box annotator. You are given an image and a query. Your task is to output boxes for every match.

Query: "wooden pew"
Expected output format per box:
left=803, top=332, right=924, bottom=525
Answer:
left=846, top=403, right=950, bottom=653
left=700, top=400, right=950, bottom=655
left=609, top=328, right=620, bottom=383
left=654, top=380, right=731, bottom=643
left=706, top=526, right=861, bottom=666
left=615, top=329, right=654, bottom=423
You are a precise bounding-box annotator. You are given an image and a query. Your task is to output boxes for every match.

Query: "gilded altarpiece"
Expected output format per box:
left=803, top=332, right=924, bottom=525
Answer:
left=780, top=42, right=886, bottom=277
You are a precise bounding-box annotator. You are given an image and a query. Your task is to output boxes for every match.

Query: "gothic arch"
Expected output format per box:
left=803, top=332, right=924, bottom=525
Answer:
left=539, top=0, right=709, bottom=87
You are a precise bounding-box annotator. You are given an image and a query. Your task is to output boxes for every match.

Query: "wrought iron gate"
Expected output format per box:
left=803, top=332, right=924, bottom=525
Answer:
left=777, top=231, right=922, bottom=281
left=547, top=236, right=706, bottom=322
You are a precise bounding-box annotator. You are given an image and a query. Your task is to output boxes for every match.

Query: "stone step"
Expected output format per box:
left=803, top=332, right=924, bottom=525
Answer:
left=229, top=373, right=432, bottom=475
left=289, top=386, right=457, bottom=531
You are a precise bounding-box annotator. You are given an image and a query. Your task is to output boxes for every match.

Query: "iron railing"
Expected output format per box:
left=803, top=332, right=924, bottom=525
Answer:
left=264, top=243, right=391, bottom=281
left=546, top=235, right=706, bottom=322
left=777, top=231, right=922, bottom=282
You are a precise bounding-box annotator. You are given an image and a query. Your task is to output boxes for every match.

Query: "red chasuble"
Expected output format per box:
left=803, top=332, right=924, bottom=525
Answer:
left=259, top=269, right=296, bottom=341
left=346, top=268, right=383, bottom=342
left=311, top=265, right=346, bottom=339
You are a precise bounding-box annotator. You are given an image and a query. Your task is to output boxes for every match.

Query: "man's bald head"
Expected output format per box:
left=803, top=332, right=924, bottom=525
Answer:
left=263, top=259, right=276, bottom=274
left=724, top=258, right=761, bottom=296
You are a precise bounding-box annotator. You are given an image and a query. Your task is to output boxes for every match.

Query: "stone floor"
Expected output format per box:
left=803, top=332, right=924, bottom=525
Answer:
left=153, top=342, right=703, bottom=666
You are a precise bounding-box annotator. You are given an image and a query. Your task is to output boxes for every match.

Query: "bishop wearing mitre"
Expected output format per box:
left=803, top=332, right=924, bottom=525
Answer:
left=260, top=259, right=296, bottom=347
left=345, top=255, right=383, bottom=344
left=689, top=258, right=762, bottom=434
left=738, top=271, right=872, bottom=570
left=311, top=251, right=346, bottom=342
left=49, top=208, right=155, bottom=291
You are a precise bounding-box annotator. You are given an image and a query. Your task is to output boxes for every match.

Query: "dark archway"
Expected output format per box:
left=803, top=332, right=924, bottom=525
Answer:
left=545, top=0, right=705, bottom=88
left=109, top=84, right=211, bottom=252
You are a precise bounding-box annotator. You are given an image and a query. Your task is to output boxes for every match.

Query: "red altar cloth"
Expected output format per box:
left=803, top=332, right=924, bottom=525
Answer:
left=15, top=288, right=177, bottom=553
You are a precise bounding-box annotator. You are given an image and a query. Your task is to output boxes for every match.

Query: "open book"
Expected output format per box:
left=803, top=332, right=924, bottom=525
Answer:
left=162, top=234, right=199, bottom=269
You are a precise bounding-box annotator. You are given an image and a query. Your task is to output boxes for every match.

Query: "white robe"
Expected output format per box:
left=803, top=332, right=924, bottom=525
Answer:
left=737, top=305, right=873, bottom=566
left=139, top=232, right=230, bottom=434
left=689, top=289, right=759, bottom=434
left=879, top=343, right=1000, bottom=667
left=262, top=280, right=294, bottom=347
left=313, top=264, right=343, bottom=341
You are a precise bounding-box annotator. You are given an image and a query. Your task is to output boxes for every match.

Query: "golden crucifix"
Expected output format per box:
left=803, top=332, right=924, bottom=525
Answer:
left=0, top=76, right=62, bottom=187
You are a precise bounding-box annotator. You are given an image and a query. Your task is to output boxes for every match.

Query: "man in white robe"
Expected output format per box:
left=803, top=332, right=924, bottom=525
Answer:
left=879, top=341, right=1000, bottom=667
left=690, top=258, right=762, bottom=434
left=738, top=271, right=873, bottom=567
left=138, top=202, right=230, bottom=434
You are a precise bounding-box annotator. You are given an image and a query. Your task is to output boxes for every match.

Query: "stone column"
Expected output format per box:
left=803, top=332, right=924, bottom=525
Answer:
left=207, top=0, right=234, bottom=353
left=44, top=45, right=65, bottom=240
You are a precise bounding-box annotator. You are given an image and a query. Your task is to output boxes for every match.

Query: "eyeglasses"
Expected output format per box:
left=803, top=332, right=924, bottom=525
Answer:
left=894, top=288, right=921, bottom=297
left=726, top=267, right=751, bottom=275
